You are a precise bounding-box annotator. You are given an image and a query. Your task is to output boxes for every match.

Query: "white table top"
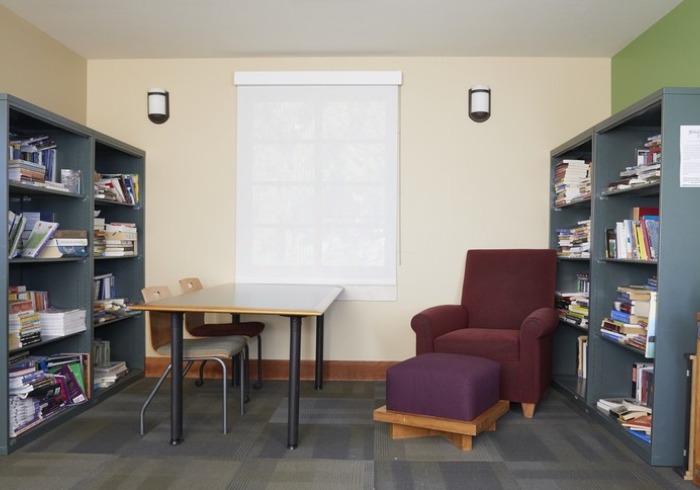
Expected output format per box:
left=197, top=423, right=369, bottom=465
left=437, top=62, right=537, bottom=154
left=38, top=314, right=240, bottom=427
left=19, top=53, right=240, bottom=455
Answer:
left=131, top=283, right=343, bottom=316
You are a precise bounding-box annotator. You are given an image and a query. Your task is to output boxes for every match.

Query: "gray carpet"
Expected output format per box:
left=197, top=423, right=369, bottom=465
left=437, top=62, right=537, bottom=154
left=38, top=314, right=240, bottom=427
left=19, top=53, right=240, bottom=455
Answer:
left=0, top=378, right=695, bottom=489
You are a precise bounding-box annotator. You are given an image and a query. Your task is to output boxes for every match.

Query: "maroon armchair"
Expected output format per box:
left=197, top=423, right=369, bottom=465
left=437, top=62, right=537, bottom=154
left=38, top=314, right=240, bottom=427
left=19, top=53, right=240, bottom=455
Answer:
left=411, top=249, right=559, bottom=417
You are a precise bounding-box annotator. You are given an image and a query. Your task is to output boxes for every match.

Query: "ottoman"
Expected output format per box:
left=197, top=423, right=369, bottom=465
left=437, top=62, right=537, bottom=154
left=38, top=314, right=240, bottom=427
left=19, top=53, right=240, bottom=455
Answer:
left=373, top=353, right=509, bottom=450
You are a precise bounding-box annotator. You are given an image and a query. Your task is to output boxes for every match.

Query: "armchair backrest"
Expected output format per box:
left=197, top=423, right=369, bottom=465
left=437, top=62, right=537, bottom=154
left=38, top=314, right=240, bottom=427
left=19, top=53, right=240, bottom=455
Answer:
left=461, top=249, right=557, bottom=330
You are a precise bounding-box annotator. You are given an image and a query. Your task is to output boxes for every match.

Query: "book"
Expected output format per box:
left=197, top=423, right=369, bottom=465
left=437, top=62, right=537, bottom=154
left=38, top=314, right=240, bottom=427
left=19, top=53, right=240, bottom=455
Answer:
left=601, top=318, right=646, bottom=335
left=53, top=229, right=88, bottom=239
left=632, top=206, right=659, bottom=221
left=36, top=244, right=89, bottom=259
left=632, top=362, right=654, bottom=405
left=621, top=414, right=652, bottom=432
left=8, top=212, right=26, bottom=259
left=616, top=286, right=653, bottom=302
left=596, top=397, right=628, bottom=412
left=645, top=291, right=658, bottom=358
left=21, top=220, right=59, bottom=258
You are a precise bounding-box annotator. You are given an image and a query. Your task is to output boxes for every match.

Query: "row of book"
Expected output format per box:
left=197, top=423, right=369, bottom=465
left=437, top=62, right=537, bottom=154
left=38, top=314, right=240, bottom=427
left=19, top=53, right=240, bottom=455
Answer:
left=9, top=352, right=90, bottom=437
left=8, top=212, right=139, bottom=260
left=8, top=285, right=87, bottom=349
left=8, top=211, right=89, bottom=259
left=555, top=219, right=590, bottom=258
left=606, top=134, right=662, bottom=192
left=599, top=279, right=657, bottom=358
left=94, top=173, right=140, bottom=205
left=605, top=207, right=659, bottom=261
left=596, top=396, right=652, bottom=444
left=8, top=134, right=81, bottom=193
left=555, top=272, right=590, bottom=329
left=554, top=159, right=591, bottom=206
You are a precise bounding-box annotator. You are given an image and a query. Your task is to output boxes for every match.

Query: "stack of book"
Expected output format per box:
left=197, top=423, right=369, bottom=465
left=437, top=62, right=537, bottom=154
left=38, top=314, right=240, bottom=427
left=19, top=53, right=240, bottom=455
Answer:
left=555, top=272, right=590, bottom=329
left=555, top=291, right=589, bottom=329
left=606, top=134, right=662, bottom=192
left=8, top=352, right=89, bottom=437
left=37, top=308, right=87, bottom=338
left=596, top=397, right=652, bottom=444
left=7, top=286, right=46, bottom=349
left=554, top=159, right=591, bottom=206
left=36, top=229, right=89, bottom=258
left=599, top=280, right=657, bottom=357
left=8, top=158, right=46, bottom=184
left=8, top=308, right=41, bottom=350
left=556, top=219, right=590, bottom=257
left=93, top=298, right=133, bottom=324
left=94, top=222, right=137, bottom=257
left=93, top=361, right=128, bottom=390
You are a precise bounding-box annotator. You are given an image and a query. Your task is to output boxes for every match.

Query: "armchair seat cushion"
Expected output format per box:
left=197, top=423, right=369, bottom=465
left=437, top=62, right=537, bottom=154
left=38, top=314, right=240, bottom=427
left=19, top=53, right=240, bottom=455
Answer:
left=434, top=328, right=520, bottom=363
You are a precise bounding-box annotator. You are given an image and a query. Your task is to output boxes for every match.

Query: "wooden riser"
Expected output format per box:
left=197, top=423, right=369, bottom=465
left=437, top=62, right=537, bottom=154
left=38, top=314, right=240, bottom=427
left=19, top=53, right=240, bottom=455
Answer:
left=373, top=400, right=510, bottom=451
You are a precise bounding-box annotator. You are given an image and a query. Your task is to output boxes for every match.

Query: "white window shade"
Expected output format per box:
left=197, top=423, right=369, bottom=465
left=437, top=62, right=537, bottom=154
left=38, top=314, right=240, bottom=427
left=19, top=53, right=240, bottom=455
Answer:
left=235, top=72, right=401, bottom=301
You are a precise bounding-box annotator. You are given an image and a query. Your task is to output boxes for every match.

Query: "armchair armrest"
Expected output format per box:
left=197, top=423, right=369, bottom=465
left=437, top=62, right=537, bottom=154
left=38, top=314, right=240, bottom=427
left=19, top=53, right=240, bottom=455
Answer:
left=519, top=307, right=560, bottom=340
left=410, top=304, right=469, bottom=355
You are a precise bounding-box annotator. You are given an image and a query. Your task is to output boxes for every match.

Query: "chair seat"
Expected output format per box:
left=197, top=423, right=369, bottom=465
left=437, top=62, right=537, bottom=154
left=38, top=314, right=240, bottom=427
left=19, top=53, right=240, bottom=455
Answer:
left=156, top=336, right=247, bottom=358
left=189, top=321, right=264, bottom=338
left=434, top=328, right=520, bottom=363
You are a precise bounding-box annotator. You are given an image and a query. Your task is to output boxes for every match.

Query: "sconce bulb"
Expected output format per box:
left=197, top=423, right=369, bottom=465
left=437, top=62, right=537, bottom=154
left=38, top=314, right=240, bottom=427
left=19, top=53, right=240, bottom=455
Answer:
left=469, top=85, right=491, bottom=123
left=148, top=87, right=170, bottom=124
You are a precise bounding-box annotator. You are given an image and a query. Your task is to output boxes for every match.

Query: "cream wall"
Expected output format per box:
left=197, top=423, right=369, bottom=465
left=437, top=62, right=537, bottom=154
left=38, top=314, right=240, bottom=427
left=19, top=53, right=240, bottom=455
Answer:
left=0, top=6, right=86, bottom=122
left=87, top=57, right=610, bottom=362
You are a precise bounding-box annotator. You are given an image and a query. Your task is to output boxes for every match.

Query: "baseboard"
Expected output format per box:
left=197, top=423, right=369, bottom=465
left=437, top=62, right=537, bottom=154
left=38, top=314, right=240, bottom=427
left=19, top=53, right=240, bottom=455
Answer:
left=145, top=357, right=396, bottom=382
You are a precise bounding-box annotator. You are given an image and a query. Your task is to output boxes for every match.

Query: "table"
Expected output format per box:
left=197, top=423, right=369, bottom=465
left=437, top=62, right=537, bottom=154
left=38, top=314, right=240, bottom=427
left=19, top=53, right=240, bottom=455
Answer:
left=131, top=283, right=342, bottom=448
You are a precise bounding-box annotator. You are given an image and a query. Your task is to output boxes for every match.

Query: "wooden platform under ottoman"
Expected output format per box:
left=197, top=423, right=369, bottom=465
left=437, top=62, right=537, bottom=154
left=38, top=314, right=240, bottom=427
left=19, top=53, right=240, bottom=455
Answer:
left=374, top=353, right=509, bottom=451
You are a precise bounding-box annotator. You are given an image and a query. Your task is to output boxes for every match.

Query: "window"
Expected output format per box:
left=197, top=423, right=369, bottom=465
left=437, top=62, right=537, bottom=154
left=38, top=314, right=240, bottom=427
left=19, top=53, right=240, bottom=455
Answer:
left=234, top=71, right=401, bottom=300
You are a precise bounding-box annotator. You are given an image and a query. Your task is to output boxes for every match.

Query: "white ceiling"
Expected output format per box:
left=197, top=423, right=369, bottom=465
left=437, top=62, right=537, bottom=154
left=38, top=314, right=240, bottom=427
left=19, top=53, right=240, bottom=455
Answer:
left=0, top=0, right=683, bottom=59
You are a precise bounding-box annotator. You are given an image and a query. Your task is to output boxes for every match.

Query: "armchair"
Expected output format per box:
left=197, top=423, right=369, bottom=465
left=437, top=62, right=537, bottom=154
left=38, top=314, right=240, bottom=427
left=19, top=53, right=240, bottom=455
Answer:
left=411, top=249, right=559, bottom=417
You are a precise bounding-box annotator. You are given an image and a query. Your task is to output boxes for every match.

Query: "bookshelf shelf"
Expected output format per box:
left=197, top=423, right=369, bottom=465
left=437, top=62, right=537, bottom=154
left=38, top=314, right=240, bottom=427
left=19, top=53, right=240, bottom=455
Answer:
left=550, top=87, right=700, bottom=467
left=0, top=93, right=146, bottom=454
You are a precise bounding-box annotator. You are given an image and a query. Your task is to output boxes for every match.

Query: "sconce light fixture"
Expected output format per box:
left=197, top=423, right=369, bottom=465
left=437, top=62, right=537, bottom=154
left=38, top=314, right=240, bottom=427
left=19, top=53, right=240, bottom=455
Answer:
left=147, top=87, right=169, bottom=124
left=468, top=85, right=491, bottom=123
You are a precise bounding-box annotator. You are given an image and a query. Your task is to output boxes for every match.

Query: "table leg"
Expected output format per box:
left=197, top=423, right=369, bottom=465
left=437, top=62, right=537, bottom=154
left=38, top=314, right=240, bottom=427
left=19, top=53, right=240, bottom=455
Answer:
left=315, top=314, right=324, bottom=390
left=171, top=312, right=184, bottom=445
left=288, top=315, right=302, bottom=449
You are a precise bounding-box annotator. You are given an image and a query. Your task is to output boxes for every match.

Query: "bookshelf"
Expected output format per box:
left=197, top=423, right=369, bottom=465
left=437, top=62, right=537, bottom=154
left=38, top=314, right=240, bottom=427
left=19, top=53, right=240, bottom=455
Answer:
left=0, top=93, right=145, bottom=454
left=549, top=128, right=593, bottom=402
left=550, top=87, right=700, bottom=467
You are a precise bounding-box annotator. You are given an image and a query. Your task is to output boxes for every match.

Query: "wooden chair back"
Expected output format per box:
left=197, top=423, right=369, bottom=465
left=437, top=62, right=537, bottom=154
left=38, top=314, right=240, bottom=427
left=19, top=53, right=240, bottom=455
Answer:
left=179, top=277, right=203, bottom=293
left=141, top=285, right=174, bottom=351
left=178, top=277, right=206, bottom=330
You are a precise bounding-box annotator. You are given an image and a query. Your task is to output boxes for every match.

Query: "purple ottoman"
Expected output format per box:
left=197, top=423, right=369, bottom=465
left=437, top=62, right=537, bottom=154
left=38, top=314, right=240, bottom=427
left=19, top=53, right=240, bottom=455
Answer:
left=374, top=353, right=509, bottom=451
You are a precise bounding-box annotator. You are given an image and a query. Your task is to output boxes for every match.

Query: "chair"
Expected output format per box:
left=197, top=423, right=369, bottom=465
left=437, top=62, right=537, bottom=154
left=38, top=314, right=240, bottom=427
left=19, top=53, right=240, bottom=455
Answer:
left=139, top=285, right=247, bottom=435
left=179, top=277, right=266, bottom=389
left=410, top=249, right=559, bottom=418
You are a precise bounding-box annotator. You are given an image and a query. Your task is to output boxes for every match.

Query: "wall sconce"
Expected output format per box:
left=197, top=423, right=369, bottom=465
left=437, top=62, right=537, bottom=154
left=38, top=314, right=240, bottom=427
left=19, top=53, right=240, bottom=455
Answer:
left=147, top=87, right=169, bottom=124
left=468, top=85, right=491, bottom=123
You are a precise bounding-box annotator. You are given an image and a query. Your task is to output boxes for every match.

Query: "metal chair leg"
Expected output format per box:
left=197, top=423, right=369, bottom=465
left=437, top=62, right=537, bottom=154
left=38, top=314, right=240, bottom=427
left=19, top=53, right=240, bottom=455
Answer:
left=140, top=361, right=194, bottom=436
left=254, top=335, right=263, bottom=389
left=196, top=360, right=207, bottom=386
left=239, top=348, right=246, bottom=415
left=208, top=357, right=228, bottom=434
